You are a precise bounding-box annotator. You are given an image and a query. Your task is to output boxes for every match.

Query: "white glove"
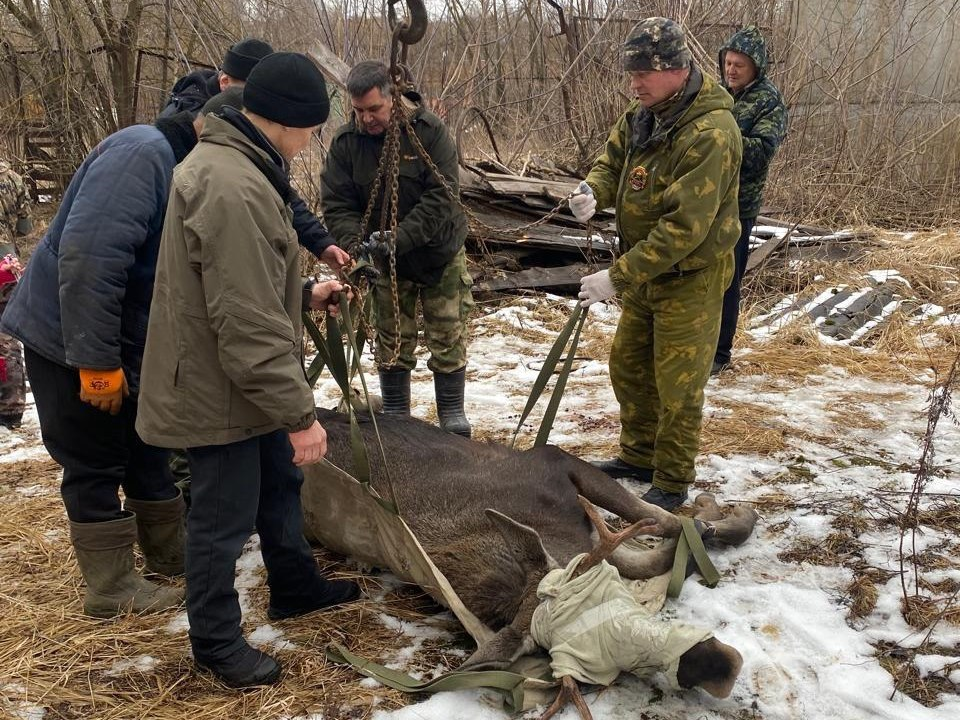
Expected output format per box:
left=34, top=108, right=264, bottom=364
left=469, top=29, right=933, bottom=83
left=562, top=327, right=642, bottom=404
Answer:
left=569, top=181, right=597, bottom=223
left=579, top=269, right=616, bottom=308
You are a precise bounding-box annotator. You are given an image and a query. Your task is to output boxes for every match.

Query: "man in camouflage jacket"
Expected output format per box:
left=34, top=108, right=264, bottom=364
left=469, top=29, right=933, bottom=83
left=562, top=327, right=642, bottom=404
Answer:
left=713, top=26, right=788, bottom=372
left=572, top=18, right=743, bottom=510
left=0, top=161, right=33, bottom=428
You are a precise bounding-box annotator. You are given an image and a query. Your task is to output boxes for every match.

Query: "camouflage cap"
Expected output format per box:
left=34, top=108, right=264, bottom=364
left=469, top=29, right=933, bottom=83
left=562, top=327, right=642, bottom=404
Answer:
left=622, top=17, right=692, bottom=72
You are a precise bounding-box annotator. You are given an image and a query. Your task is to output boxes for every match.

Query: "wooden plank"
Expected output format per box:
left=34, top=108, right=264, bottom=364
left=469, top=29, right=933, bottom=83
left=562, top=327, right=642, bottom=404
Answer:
left=755, top=215, right=833, bottom=236
left=308, top=46, right=350, bottom=89
left=745, top=227, right=796, bottom=274
left=481, top=174, right=577, bottom=198
left=475, top=263, right=606, bottom=292
left=467, top=207, right=616, bottom=255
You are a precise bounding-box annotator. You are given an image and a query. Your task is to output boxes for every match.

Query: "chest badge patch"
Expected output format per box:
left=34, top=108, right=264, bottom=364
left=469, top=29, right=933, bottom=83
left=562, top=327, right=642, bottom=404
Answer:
left=628, top=165, right=648, bottom=191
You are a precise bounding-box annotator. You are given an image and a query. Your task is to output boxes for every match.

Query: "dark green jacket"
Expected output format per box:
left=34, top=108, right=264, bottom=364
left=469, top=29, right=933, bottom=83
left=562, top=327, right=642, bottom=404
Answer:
left=586, top=70, right=743, bottom=291
left=719, top=26, right=788, bottom=218
left=137, top=113, right=316, bottom=448
left=320, top=102, right=467, bottom=286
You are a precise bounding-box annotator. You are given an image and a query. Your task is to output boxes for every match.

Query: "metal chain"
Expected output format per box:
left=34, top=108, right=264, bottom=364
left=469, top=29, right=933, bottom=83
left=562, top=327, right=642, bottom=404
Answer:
left=381, top=79, right=407, bottom=368
left=354, top=60, right=597, bottom=370
left=397, top=108, right=580, bottom=236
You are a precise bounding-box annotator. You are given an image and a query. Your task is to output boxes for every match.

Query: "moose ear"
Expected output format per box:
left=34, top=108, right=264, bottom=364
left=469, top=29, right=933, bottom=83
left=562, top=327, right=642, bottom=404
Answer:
left=485, top=509, right=558, bottom=574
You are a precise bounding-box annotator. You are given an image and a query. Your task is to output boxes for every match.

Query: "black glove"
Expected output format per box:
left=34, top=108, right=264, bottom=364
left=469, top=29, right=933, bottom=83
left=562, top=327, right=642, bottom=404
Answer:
left=360, top=230, right=393, bottom=267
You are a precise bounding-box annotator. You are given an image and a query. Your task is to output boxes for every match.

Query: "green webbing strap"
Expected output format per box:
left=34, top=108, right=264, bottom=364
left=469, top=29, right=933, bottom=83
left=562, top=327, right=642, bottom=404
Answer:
left=667, top=517, right=721, bottom=598
left=303, top=302, right=398, bottom=515
left=302, top=313, right=331, bottom=387
left=325, top=312, right=351, bottom=395
left=339, top=299, right=399, bottom=515
left=325, top=643, right=528, bottom=712
left=534, top=308, right=587, bottom=448
left=511, top=303, right=586, bottom=448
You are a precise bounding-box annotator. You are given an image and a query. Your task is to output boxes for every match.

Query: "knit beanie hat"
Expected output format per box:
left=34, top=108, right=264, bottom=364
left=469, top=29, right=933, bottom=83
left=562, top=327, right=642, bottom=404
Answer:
left=243, top=52, right=330, bottom=127
left=622, top=17, right=692, bottom=72
left=221, top=38, right=274, bottom=81
left=201, top=86, right=244, bottom=116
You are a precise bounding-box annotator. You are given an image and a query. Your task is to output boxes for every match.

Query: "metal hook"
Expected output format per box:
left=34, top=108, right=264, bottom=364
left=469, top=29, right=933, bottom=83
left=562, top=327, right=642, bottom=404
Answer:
left=388, top=0, right=428, bottom=71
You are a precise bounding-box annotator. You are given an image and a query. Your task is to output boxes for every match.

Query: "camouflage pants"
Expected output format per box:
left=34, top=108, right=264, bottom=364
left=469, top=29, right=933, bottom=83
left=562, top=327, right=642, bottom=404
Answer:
left=609, top=255, right=733, bottom=493
left=372, top=248, right=474, bottom=373
left=0, top=290, right=25, bottom=421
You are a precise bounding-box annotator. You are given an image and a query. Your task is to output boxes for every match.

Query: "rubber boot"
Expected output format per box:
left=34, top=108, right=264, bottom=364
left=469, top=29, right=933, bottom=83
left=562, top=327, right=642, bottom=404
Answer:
left=434, top=367, right=471, bottom=438
left=378, top=368, right=411, bottom=416
left=70, top=513, right=183, bottom=619
left=125, top=490, right=186, bottom=576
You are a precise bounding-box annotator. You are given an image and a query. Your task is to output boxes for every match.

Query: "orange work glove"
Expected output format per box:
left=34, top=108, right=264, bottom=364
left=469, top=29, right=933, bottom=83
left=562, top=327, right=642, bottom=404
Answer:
left=78, top=367, right=129, bottom=416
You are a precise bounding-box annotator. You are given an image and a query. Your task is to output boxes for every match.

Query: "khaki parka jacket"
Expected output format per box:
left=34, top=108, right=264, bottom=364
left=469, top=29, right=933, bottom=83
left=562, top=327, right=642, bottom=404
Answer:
left=585, top=71, right=743, bottom=291
left=137, top=113, right=316, bottom=448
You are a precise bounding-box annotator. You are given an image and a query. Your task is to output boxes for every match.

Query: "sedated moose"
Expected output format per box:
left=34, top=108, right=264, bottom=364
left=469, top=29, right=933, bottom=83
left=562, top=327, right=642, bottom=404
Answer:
left=302, top=408, right=759, bottom=717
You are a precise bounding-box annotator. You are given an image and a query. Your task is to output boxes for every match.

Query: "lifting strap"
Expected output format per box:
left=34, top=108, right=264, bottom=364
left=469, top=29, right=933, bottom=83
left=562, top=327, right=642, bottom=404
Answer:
left=511, top=303, right=587, bottom=448
left=325, top=642, right=531, bottom=712
left=667, top=517, right=720, bottom=598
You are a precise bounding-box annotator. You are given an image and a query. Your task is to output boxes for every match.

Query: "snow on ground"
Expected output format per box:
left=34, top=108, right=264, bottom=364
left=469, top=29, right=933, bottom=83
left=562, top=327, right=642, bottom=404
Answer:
left=2, top=295, right=958, bottom=720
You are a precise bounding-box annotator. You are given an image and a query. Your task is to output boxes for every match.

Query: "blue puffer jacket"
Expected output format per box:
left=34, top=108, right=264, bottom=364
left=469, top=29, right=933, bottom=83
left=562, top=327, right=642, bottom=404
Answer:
left=0, top=124, right=178, bottom=395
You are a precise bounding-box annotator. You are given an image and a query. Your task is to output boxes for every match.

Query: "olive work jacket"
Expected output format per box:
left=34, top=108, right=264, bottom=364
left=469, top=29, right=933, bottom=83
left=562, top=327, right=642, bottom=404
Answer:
left=136, top=112, right=316, bottom=448
left=320, top=102, right=467, bottom=287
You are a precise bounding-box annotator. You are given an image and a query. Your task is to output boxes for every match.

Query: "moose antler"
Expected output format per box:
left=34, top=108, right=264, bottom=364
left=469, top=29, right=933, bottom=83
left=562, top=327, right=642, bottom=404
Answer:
left=540, top=675, right=594, bottom=720
left=573, top=495, right=656, bottom=576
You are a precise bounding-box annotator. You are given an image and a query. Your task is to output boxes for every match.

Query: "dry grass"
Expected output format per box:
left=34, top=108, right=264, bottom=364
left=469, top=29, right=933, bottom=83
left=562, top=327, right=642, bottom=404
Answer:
left=738, top=228, right=960, bottom=383
left=701, top=400, right=787, bottom=457
left=0, top=465, right=466, bottom=720
left=901, top=595, right=943, bottom=630
left=877, top=641, right=960, bottom=708
left=778, top=532, right=865, bottom=567
left=846, top=574, right=880, bottom=620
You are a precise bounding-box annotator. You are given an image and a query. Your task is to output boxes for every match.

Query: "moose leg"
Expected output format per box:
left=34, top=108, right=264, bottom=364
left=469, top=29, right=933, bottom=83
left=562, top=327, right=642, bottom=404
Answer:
left=692, top=492, right=724, bottom=521
left=605, top=496, right=746, bottom=580
left=711, top=505, right=760, bottom=546
left=524, top=446, right=684, bottom=538
left=540, top=675, right=593, bottom=720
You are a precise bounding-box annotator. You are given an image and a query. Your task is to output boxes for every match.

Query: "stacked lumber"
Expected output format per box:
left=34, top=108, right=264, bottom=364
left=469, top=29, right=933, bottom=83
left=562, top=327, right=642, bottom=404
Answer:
left=457, top=161, right=866, bottom=293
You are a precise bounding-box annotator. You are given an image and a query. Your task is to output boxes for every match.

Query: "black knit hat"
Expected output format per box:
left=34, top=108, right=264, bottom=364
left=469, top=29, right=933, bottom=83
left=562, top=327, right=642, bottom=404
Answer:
left=201, top=86, right=244, bottom=116
left=243, top=52, right=330, bottom=128
left=221, top=38, right=274, bottom=81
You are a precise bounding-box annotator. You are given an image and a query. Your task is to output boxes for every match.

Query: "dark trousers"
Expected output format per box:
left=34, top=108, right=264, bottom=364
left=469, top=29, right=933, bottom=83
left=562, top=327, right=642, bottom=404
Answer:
left=714, top=218, right=756, bottom=366
left=24, top=347, right=175, bottom=522
left=185, top=429, right=324, bottom=661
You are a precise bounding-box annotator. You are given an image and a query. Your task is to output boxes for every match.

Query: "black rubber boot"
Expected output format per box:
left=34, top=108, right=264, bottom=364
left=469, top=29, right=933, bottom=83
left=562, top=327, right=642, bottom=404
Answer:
left=125, top=490, right=186, bottom=576
left=195, top=643, right=281, bottom=688
left=434, top=367, right=471, bottom=438
left=641, top=486, right=689, bottom=512
left=591, top=458, right=654, bottom=483
left=378, top=368, right=411, bottom=416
